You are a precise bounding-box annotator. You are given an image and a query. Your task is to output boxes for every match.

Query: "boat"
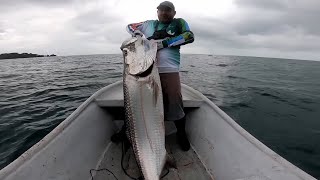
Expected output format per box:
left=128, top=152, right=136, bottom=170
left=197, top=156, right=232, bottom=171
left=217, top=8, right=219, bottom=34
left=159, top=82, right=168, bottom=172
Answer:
left=0, top=80, right=316, bottom=180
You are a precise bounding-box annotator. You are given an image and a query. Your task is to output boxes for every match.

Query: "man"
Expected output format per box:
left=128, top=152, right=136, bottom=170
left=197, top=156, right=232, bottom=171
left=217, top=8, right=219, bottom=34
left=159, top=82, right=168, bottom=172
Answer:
left=112, top=1, right=194, bottom=151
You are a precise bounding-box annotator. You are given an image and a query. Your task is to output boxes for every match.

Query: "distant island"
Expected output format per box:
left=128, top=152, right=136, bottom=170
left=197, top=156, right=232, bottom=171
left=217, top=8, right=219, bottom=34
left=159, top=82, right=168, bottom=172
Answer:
left=0, top=53, right=57, bottom=60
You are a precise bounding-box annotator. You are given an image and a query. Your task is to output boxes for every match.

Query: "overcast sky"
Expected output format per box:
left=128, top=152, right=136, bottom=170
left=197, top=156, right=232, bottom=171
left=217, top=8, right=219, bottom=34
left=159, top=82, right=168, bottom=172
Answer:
left=0, top=0, right=319, bottom=60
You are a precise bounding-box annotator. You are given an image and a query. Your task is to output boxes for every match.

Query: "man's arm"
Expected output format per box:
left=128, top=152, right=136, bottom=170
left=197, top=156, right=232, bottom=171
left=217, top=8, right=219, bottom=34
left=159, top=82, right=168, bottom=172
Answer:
left=160, top=18, right=195, bottom=48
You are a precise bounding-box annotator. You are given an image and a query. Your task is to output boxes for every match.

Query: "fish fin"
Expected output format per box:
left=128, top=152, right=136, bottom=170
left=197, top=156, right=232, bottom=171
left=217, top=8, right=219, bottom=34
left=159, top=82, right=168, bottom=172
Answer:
left=165, top=154, right=177, bottom=169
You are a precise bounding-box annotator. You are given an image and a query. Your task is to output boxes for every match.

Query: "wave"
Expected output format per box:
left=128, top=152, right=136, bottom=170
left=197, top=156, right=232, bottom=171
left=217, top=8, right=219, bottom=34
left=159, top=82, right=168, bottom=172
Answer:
left=227, top=75, right=247, bottom=80
left=260, top=92, right=288, bottom=103
left=216, top=64, right=228, bottom=67
left=0, top=74, right=21, bottom=79
left=203, top=92, right=216, bottom=99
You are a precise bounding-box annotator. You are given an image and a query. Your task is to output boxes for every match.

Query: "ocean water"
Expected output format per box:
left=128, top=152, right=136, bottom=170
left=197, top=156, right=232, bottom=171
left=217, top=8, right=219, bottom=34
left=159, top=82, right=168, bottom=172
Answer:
left=0, top=54, right=319, bottom=178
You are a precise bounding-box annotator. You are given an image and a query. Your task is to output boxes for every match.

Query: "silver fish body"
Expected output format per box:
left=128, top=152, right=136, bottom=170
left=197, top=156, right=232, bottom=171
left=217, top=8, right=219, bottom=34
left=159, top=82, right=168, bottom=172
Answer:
left=121, top=36, right=167, bottom=180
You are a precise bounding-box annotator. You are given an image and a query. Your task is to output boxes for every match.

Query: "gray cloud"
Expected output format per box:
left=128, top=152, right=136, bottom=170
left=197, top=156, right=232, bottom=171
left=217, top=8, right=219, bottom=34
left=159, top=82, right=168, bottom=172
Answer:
left=234, top=0, right=320, bottom=36
left=0, top=0, right=320, bottom=60
left=0, top=23, right=4, bottom=33
left=38, top=6, right=128, bottom=55
left=69, top=7, right=128, bottom=44
left=0, top=22, right=7, bottom=40
left=0, top=0, right=65, bottom=12
left=234, top=0, right=288, bottom=10
left=0, top=30, right=5, bottom=40
left=184, top=0, right=320, bottom=58
left=0, top=0, right=74, bottom=6
left=190, top=15, right=320, bottom=54
left=0, top=0, right=128, bottom=55
left=70, top=9, right=121, bottom=33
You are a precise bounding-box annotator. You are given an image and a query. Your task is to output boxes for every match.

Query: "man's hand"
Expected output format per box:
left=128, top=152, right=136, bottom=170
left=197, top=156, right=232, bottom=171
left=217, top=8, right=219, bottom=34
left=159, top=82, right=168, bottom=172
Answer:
left=133, top=30, right=143, bottom=37
left=156, top=41, right=164, bottom=50
left=150, top=39, right=164, bottom=50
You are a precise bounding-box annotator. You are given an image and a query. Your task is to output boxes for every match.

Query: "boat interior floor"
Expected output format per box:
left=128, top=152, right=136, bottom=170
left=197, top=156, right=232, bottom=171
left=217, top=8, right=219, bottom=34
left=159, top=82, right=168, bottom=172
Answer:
left=92, top=121, right=213, bottom=180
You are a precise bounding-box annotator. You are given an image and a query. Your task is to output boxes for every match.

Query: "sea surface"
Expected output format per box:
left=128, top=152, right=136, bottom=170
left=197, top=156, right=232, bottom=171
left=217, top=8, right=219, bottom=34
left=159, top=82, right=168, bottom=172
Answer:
left=0, top=54, right=319, bottom=178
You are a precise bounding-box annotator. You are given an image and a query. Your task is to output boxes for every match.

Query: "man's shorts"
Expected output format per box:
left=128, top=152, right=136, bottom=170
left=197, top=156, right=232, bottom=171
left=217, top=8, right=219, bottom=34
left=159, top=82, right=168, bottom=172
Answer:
left=159, top=72, right=185, bottom=121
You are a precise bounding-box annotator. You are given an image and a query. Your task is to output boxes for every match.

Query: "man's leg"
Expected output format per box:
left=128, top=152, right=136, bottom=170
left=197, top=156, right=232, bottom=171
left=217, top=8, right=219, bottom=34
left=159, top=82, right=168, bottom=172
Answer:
left=160, top=72, right=190, bottom=151
left=111, top=124, right=126, bottom=143
left=174, top=116, right=190, bottom=151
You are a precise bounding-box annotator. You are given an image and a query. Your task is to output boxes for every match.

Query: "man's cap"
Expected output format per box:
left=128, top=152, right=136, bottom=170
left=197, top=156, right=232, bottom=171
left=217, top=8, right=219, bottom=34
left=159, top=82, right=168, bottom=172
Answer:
left=157, top=1, right=175, bottom=11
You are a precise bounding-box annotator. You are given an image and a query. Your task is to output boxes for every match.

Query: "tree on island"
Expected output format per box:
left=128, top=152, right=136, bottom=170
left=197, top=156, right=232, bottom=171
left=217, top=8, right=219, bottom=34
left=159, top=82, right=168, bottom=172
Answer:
left=0, top=53, right=57, bottom=60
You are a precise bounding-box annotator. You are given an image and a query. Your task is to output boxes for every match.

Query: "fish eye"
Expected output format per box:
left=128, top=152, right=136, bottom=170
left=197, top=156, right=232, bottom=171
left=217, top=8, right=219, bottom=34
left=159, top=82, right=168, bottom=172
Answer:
left=122, top=48, right=128, bottom=56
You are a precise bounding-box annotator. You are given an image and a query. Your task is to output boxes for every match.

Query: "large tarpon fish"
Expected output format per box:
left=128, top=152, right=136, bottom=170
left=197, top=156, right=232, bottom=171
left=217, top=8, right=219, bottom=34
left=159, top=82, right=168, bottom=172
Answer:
left=120, top=36, right=175, bottom=179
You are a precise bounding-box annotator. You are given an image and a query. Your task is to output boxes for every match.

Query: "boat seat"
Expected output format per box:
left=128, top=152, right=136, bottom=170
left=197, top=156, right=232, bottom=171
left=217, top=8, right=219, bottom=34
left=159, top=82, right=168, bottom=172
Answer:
left=94, top=83, right=204, bottom=108
left=95, top=99, right=203, bottom=108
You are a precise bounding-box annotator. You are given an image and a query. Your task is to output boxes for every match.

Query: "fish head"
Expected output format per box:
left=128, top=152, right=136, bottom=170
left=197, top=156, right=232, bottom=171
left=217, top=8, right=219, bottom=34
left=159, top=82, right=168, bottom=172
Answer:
left=121, top=36, right=157, bottom=75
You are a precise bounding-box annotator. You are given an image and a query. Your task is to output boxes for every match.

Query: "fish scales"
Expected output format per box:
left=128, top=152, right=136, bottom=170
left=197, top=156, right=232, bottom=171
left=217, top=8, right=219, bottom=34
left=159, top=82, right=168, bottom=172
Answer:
left=121, top=36, right=168, bottom=180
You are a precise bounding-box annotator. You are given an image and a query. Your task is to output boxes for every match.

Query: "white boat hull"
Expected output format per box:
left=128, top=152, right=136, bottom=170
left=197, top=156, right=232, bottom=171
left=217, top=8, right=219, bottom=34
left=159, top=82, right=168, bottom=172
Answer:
left=0, top=81, right=316, bottom=180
